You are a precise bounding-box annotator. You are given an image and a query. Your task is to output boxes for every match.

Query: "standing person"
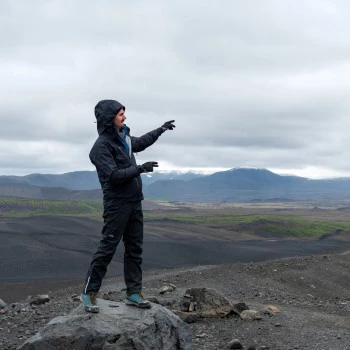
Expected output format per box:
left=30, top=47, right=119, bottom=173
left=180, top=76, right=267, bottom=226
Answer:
left=81, top=99, right=175, bottom=313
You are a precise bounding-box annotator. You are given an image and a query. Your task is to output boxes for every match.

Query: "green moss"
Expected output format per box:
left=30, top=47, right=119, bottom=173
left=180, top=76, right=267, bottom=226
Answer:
left=2, top=197, right=350, bottom=238
left=144, top=214, right=350, bottom=237
left=0, top=197, right=103, bottom=216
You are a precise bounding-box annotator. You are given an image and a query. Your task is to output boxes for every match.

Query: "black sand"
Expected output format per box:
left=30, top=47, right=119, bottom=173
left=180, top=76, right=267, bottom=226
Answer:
left=1, top=215, right=349, bottom=303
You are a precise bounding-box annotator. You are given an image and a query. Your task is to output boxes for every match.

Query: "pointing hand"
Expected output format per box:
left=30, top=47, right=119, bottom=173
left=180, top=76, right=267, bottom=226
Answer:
left=161, top=120, right=176, bottom=131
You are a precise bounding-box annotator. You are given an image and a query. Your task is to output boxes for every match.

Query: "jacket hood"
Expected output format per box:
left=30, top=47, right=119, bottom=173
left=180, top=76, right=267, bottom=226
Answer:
left=94, top=99, right=125, bottom=135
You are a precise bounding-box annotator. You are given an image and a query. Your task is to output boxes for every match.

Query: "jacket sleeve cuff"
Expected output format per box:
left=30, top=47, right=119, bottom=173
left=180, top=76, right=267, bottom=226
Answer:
left=137, top=165, right=145, bottom=174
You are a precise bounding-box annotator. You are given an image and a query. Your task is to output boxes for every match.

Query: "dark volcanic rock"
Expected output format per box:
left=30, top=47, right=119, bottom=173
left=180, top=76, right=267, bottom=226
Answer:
left=228, top=338, right=243, bottom=349
left=183, top=288, right=232, bottom=318
left=232, top=302, right=249, bottom=315
left=18, top=299, right=193, bottom=350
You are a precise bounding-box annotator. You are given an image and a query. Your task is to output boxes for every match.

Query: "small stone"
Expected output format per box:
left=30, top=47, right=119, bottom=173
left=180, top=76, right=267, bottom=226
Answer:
left=71, top=294, right=81, bottom=302
left=0, top=299, right=6, bottom=308
left=29, top=295, right=50, bottom=306
left=159, top=285, right=175, bottom=294
left=101, top=293, right=111, bottom=300
left=240, top=310, right=262, bottom=321
left=274, top=323, right=282, bottom=327
left=228, top=338, right=243, bottom=349
left=263, top=305, right=280, bottom=315
left=147, top=297, right=160, bottom=304
left=196, top=333, right=207, bottom=338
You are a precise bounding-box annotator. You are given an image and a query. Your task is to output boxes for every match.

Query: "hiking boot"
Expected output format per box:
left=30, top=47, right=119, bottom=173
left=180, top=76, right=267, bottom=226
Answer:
left=81, top=294, right=99, bottom=313
left=125, top=293, right=151, bottom=308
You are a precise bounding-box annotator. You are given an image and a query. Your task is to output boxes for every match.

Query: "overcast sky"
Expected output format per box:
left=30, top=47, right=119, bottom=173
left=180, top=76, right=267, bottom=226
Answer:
left=1, top=0, right=350, bottom=178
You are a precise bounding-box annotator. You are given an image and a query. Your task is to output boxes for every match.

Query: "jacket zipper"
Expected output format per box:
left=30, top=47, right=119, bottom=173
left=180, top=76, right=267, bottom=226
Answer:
left=117, top=146, right=141, bottom=190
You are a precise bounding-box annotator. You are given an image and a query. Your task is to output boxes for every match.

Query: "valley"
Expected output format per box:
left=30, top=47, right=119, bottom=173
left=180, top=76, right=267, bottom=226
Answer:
left=1, top=200, right=349, bottom=303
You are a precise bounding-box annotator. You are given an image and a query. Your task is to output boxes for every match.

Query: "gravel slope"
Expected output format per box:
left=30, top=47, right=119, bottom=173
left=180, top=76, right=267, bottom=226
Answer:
left=1, top=253, right=349, bottom=350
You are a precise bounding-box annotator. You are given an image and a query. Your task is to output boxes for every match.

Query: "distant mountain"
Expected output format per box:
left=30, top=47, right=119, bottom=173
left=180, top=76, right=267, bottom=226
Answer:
left=3, top=168, right=350, bottom=203
left=141, top=171, right=205, bottom=185
left=143, top=168, right=350, bottom=202
left=0, top=183, right=102, bottom=201
left=0, top=170, right=204, bottom=190
left=0, top=171, right=100, bottom=190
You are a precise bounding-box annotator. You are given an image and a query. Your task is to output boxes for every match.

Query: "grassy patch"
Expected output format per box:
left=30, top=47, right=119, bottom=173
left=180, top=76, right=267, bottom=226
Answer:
left=0, top=197, right=103, bottom=216
left=144, top=214, right=253, bottom=223
left=144, top=214, right=350, bottom=237
left=2, top=197, right=349, bottom=237
left=260, top=221, right=350, bottom=237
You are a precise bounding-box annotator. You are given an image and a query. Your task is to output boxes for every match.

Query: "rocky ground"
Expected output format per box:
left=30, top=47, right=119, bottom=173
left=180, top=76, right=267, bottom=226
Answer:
left=1, top=252, right=349, bottom=350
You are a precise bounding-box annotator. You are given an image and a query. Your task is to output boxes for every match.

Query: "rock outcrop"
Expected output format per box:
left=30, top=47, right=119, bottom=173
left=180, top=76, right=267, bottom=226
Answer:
left=178, top=287, right=233, bottom=319
left=18, top=299, right=193, bottom=350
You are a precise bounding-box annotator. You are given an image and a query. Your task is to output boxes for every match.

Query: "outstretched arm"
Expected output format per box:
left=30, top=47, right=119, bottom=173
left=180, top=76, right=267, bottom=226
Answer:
left=131, top=120, right=176, bottom=153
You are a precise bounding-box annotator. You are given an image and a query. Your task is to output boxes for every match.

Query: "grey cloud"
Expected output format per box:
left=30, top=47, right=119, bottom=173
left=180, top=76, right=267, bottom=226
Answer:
left=169, top=1, right=350, bottom=73
left=1, top=0, right=350, bottom=177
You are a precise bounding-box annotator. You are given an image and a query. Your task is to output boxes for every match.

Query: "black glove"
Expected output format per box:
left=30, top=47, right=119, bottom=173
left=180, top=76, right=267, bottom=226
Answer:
left=161, top=120, right=175, bottom=131
left=138, top=161, right=159, bottom=173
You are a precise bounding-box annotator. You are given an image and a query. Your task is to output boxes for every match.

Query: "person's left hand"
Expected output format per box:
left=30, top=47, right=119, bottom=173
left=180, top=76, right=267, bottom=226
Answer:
left=162, top=120, right=176, bottom=130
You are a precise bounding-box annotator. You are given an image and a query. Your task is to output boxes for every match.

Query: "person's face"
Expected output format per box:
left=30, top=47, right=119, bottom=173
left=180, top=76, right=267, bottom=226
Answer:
left=113, top=109, right=126, bottom=129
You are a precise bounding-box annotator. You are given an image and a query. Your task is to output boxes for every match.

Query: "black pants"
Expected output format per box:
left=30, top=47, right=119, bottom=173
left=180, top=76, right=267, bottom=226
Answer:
left=83, top=201, right=143, bottom=295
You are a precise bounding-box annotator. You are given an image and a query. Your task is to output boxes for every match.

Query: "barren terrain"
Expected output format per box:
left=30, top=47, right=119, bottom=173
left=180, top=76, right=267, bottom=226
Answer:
left=1, top=253, right=349, bottom=350
left=1, top=205, right=350, bottom=302
left=0, top=203, right=349, bottom=349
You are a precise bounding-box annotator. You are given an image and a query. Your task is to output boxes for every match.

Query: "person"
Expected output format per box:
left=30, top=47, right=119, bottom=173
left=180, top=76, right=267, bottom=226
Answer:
left=81, top=99, right=175, bottom=312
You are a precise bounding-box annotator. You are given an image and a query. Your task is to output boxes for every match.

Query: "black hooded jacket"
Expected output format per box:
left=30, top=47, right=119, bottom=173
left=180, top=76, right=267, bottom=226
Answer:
left=90, top=100, right=164, bottom=208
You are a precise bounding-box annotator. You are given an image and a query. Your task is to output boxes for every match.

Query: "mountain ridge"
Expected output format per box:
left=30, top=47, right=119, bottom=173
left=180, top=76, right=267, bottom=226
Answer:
left=2, top=168, right=350, bottom=202
left=144, top=168, right=350, bottom=202
left=0, top=170, right=204, bottom=190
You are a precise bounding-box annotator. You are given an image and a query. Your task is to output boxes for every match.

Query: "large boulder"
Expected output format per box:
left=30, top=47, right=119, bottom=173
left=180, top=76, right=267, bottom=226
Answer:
left=18, top=299, right=193, bottom=350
